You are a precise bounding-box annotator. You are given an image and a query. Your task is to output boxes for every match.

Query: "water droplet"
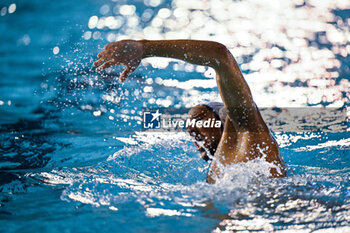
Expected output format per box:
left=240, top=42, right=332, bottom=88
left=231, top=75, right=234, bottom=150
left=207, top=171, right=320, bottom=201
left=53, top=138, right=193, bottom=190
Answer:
left=8, top=3, right=16, bottom=14
left=93, top=110, right=102, bottom=117
left=53, top=46, right=60, bottom=55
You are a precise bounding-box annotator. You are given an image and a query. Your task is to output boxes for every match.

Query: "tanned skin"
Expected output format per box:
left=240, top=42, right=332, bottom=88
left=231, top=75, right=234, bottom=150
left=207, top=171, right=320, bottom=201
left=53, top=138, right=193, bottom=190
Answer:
left=93, top=39, right=286, bottom=183
left=187, top=105, right=222, bottom=162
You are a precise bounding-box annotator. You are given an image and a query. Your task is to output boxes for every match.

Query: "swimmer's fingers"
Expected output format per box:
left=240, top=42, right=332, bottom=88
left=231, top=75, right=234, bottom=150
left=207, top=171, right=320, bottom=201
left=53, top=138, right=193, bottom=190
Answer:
left=94, top=58, right=112, bottom=70
left=97, top=50, right=108, bottom=58
left=104, top=42, right=118, bottom=50
left=96, top=59, right=118, bottom=72
left=97, top=46, right=118, bottom=58
left=94, top=53, right=114, bottom=68
left=119, top=65, right=137, bottom=82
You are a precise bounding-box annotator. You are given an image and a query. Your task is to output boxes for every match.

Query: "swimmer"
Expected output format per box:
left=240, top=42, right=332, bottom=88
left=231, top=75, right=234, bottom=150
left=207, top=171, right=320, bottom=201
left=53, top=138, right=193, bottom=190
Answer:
left=93, top=39, right=286, bottom=183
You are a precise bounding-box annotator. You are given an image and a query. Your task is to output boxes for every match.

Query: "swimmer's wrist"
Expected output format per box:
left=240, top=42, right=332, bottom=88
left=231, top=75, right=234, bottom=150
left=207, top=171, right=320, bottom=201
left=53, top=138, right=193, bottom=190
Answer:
left=138, top=39, right=150, bottom=59
left=137, top=39, right=170, bottom=59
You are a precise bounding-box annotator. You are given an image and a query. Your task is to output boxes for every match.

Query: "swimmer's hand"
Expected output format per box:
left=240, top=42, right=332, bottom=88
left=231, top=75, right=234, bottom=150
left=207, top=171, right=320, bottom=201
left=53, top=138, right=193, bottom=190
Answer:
left=93, top=40, right=143, bottom=82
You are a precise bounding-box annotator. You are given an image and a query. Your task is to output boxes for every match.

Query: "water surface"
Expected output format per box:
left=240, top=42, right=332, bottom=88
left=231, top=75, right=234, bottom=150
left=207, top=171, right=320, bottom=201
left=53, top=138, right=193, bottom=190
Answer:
left=1, top=0, right=349, bottom=232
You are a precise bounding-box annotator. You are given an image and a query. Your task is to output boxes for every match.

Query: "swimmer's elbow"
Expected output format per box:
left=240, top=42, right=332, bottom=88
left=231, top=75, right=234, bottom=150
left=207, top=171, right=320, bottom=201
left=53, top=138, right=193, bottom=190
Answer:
left=211, top=41, right=227, bottom=52
left=209, top=42, right=234, bottom=69
left=211, top=42, right=230, bottom=58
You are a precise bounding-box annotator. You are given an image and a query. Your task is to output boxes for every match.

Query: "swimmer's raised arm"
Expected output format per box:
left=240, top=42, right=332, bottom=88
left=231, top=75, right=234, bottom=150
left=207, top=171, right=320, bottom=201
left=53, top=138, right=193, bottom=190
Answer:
left=94, top=39, right=286, bottom=180
left=94, top=39, right=260, bottom=129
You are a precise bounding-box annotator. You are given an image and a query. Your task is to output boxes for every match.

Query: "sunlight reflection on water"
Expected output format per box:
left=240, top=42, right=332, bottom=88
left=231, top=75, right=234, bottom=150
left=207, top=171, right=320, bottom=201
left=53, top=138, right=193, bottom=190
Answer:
left=84, top=0, right=349, bottom=109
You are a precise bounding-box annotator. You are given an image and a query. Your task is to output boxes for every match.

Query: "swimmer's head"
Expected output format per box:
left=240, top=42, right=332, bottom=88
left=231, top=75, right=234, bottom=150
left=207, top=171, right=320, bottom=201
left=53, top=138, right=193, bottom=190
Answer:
left=187, top=104, right=223, bottom=155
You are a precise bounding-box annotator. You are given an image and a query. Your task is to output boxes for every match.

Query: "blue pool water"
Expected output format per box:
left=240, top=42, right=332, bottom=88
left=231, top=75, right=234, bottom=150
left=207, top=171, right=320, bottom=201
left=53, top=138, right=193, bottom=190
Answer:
left=1, top=0, right=349, bottom=232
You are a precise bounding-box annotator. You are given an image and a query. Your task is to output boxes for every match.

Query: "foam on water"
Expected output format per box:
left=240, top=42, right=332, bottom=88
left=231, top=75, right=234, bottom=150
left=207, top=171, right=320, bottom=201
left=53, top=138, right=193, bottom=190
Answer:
left=23, top=131, right=348, bottom=231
